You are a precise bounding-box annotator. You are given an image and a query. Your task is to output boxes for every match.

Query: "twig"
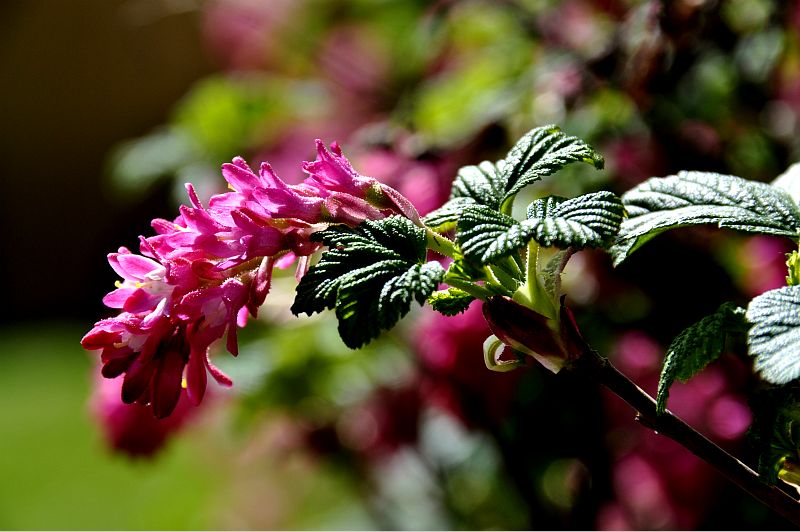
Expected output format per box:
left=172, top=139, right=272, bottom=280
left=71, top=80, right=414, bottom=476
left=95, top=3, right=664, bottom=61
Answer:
left=572, top=350, right=800, bottom=526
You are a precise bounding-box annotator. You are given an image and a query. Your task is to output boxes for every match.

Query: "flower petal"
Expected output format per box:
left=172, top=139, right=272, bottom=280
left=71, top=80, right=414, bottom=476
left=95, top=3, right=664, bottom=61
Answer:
left=109, top=252, right=163, bottom=281
left=152, top=349, right=186, bottom=419
left=121, top=356, right=157, bottom=404
left=221, top=157, right=258, bottom=192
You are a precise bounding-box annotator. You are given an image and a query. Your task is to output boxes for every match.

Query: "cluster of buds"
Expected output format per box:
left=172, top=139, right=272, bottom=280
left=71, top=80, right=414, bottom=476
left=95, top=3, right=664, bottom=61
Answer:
left=82, top=141, right=419, bottom=418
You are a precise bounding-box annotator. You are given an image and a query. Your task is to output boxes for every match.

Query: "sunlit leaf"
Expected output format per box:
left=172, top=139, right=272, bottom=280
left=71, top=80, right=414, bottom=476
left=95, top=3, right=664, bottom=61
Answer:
left=428, top=287, right=475, bottom=316
left=425, top=126, right=604, bottom=229
left=612, top=171, right=800, bottom=265
left=747, top=286, right=800, bottom=385
left=457, top=192, right=623, bottom=264
left=499, top=125, right=605, bottom=207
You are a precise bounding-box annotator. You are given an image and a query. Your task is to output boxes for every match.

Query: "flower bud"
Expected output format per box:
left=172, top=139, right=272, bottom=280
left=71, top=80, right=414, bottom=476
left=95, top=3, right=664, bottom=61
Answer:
left=482, top=295, right=588, bottom=373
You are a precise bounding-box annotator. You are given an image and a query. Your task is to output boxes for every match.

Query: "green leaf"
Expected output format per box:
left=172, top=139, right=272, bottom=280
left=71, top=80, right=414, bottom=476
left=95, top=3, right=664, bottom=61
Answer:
left=427, top=288, right=475, bottom=316
left=612, top=171, right=800, bottom=265
left=456, top=205, right=517, bottom=264
left=450, top=161, right=505, bottom=208
left=523, top=192, right=624, bottom=248
left=542, top=249, right=571, bottom=300
left=747, top=285, right=800, bottom=385
left=424, top=125, right=604, bottom=228
left=424, top=164, right=502, bottom=229
left=787, top=250, right=800, bottom=286
left=499, top=125, right=604, bottom=207
left=423, top=197, right=481, bottom=231
left=291, top=216, right=445, bottom=349
left=457, top=192, right=624, bottom=265
left=656, top=302, right=747, bottom=414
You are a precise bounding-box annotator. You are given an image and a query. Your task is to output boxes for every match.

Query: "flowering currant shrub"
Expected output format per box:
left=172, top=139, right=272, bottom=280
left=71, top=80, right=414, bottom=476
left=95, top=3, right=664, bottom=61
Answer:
left=84, top=125, right=800, bottom=522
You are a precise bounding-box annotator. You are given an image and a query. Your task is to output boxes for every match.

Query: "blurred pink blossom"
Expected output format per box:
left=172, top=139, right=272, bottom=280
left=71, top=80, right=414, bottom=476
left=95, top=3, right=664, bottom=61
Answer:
left=735, top=236, right=792, bottom=297
left=600, top=330, right=752, bottom=529
left=203, top=0, right=301, bottom=71
left=90, top=370, right=199, bottom=457
left=415, top=303, right=522, bottom=426
left=604, top=135, right=666, bottom=187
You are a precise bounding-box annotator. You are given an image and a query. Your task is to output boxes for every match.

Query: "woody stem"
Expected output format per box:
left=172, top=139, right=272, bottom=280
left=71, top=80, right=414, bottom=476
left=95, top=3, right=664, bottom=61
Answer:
left=571, top=350, right=800, bottom=526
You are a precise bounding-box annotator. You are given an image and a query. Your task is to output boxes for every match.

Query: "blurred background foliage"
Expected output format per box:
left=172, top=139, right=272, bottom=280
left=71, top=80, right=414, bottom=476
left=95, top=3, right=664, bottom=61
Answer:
left=4, top=0, right=800, bottom=529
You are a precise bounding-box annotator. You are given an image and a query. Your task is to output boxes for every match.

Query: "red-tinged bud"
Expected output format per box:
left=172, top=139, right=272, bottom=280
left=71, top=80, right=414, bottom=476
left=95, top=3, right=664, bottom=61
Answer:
left=560, top=301, right=589, bottom=358
left=482, top=295, right=589, bottom=373
left=365, top=182, right=423, bottom=226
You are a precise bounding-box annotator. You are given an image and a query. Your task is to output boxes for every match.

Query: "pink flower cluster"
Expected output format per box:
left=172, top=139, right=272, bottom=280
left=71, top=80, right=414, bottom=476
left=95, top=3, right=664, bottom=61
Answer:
left=82, top=141, right=420, bottom=418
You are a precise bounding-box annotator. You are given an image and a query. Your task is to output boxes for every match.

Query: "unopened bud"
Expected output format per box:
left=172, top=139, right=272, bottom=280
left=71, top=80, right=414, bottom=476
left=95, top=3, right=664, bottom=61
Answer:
left=365, top=183, right=422, bottom=226
left=482, top=296, right=588, bottom=373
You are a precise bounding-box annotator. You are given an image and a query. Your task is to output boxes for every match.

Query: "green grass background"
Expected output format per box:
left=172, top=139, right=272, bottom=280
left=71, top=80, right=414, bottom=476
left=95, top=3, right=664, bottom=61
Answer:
left=0, top=323, right=375, bottom=530
left=0, top=323, right=221, bottom=530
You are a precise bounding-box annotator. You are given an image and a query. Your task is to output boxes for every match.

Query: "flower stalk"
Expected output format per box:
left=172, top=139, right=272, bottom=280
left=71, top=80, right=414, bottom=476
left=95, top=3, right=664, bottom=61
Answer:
left=425, top=228, right=458, bottom=259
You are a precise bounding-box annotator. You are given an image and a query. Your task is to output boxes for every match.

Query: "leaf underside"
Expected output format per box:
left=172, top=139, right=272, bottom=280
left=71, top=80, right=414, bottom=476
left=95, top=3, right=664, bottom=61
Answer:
left=611, top=171, right=800, bottom=265
left=424, top=125, right=604, bottom=229
left=656, top=302, right=747, bottom=414
left=292, top=216, right=445, bottom=349
left=747, top=285, right=800, bottom=385
left=457, top=191, right=624, bottom=265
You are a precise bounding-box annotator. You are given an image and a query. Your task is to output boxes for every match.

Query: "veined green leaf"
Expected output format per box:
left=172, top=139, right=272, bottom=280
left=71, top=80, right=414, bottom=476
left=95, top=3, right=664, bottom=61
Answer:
left=612, top=171, right=800, bottom=265
left=456, top=205, right=517, bottom=264
left=523, top=192, right=624, bottom=249
left=427, top=288, right=475, bottom=316
left=747, top=285, right=800, bottom=385
left=292, top=216, right=445, bottom=349
left=424, top=163, right=502, bottom=229
left=422, top=197, right=480, bottom=231
left=424, top=125, right=604, bottom=228
left=450, top=161, right=505, bottom=209
left=457, top=192, right=623, bottom=265
left=656, top=302, right=747, bottom=414
left=499, top=125, right=604, bottom=207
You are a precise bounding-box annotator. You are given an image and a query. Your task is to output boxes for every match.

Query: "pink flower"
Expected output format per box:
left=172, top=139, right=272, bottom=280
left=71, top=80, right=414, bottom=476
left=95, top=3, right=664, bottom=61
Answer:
left=202, top=0, right=300, bottom=71
left=83, top=140, right=421, bottom=418
left=102, top=248, right=172, bottom=316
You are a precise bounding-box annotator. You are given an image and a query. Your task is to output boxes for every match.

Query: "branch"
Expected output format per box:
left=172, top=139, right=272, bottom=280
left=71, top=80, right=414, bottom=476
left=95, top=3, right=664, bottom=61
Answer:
left=572, top=350, right=800, bottom=526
